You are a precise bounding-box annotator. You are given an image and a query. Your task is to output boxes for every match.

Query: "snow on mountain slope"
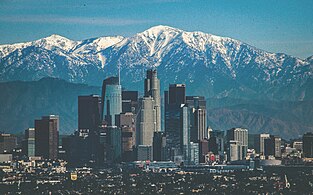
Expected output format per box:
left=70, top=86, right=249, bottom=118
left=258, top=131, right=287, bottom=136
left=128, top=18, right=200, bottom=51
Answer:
left=0, top=25, right=312, bottom=100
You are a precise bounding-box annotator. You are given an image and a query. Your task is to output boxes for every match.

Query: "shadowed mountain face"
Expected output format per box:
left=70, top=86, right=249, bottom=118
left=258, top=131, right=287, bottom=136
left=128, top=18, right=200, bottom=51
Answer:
left=206, top=98, right=313, bottom=139
left=0, top=78, right=100, bottom=134
left=0, top=26, right=312, bottom=138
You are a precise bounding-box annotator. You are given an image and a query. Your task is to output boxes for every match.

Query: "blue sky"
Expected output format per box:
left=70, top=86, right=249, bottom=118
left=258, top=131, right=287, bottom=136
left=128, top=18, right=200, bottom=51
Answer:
left=0, top=0, right=312, bottom=59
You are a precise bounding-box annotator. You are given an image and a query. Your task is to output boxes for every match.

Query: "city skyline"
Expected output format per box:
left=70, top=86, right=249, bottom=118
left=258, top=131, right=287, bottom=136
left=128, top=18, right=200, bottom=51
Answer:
left=1, top=1, right=313, bottom=194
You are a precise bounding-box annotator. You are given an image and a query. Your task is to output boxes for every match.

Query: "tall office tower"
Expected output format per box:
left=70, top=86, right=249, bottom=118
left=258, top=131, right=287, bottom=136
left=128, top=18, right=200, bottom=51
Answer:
left=106, top=126, right=122, bottom=163
left=208, top=130, right=225, bottom=156
left=186, top=96, right=207, bottom=142
left=0, top=134, right=17, bottom=154
left=101, top=76, right=122, bottom=126
left=116, top=112, right=136, bottom=162
left=190, top=142, right=199, bottom=165
left=165, top=84, right=186, bottom=159
left=137, top=97, right=156, bottom=146
left=264, top=135, right=281, bottom=158
left=181, top=105, right=191, bottom=163
left=194, top=109, right=207, bottom=140
left=22, top=128, right=35, bottom=157
left=258, top=133, right=270, bottom=155
left=153, top=132, right=167, bottom=161
left=186, top=96, right=206, bottom=109
left=303, top=132, right=313, bottom=158
left=199, top=139, right=209, bottom=163
left=35, top=115, right=59, bottom=160
left=248, top=134, right=258, bottom=150
left=78, top=95, right=101, bottom=133
left=228, top=140, right=241, bottom=161
left=137, top=145, right=152, bottom=161
left=78, top=95, right=102, bottom=164
left=144, top=69, right=161, bottom=132
left=227, top=128, right=248, bottom=160
left=122, top=91, right=138, bottom=114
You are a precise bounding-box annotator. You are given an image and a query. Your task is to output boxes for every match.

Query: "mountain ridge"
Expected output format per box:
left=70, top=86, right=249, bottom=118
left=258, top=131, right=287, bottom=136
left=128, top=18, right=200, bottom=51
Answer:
left=0, top=25, right=312, bottom=101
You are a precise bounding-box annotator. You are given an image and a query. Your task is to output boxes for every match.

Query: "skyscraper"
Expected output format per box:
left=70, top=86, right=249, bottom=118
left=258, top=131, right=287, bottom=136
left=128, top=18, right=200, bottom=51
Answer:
left=181, top=104, right=191, bottom=163
left=116, top=112, right=136, bottom=162
left=258, top=133, right=270, bottom=155
left=165, top=84, right=186, bottom=159
left=186, top=96, right=207, bottom=142
left=78, top=95, right=102, bottom=165
left=303, top=132, right=313, bottom=158
left=208, top=130, right=225, bottom=156
left=23, top=128, right=35, bottom=157
left=144, top=69, right=161, bottom=132
left=136, top=70, right=161, bottom=151
left=0, top=134, right=17, bottom=154
left=137, top=97, right=156, bottom=146
left=101, top=76, right=122, bottom=126
left=106, top=126, right=122, bottom=163
left=122, top=91, right=138, bottom=114
left=228, top=140, right=241, bottom=161
left=227, top=128, right=248, bottom=161
left=78, top=95, right=101, bottom=133
left=264, top=135, right=281, bottom=158
left=153, top=132, right=166, bottom=161
left=35, top=115, right=59, bottom=160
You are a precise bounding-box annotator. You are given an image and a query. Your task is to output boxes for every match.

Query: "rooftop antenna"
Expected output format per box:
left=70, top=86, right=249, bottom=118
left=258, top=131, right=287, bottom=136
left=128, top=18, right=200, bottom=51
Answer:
left=118, top=63, right=121, bottom=85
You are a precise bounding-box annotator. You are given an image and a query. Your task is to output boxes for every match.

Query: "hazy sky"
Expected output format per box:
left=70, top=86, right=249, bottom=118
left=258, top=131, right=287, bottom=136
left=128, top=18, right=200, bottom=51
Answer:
left=0, top=0, right=312, bottom=59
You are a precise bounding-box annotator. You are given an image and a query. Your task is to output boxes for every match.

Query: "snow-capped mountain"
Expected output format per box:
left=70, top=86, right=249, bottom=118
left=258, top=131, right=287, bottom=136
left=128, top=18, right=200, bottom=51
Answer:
left=0, top=25, right=312, bottom=100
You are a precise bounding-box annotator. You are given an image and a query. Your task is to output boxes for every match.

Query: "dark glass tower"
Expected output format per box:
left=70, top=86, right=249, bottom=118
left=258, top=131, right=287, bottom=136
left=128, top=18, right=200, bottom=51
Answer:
left=164, top=84, right=186, bottom=159
left=35, top=115, right=59, bottom=160
left=303, top=132, right=313, bottom=158
left=78, top=95, right=101, bottom=133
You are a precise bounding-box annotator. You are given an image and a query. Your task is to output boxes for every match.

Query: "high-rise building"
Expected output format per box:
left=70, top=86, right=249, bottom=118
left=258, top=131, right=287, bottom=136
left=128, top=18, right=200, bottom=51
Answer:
left=136, top=70, right=161, bottom=150
left=0, top=134, right=17, bottom=154
left=153, top=132, right=166, bottom=161
left=137, top=145, right=152, bottom=161
left=77, top=95, right=102, bottom=164
left=122, top=91, right=138, bottom=114
left=106, top=126, right=122, bottom=163
left=227, top=128, right=248, bottom=161
left=181, top=104, right=191, bottom=163
left=228, top=140, right=241, bottom=161
left=165, top=84, right=186, bottom=159
left=258, top=134, right=270, bottom=155
left=101, top=76, right=122, bottom=126
left=23, top=128, right=35, bottom=157
left=35, top=115, right=59, bottom=160
left=186, top=96, right=207, bottom=142
left=144, top=69, right=161, bottom=132
left=78, top=95, right=101, bottom=133
left=190, top=142, right=199, bottom=165
left=116, top=112, right=136, bottom=162
left=303, top=132, right=313, bottom=158
left=168, top=84, right=186, bottom=105
left=137, top=97, right=156, bottom=146
left=264, top=135, right=281, bottom=158
left=208, top=130, right=225, bottom=156
left=194, top=109, right=207, bottom=141
left=199, top=139, right=209, bottom=163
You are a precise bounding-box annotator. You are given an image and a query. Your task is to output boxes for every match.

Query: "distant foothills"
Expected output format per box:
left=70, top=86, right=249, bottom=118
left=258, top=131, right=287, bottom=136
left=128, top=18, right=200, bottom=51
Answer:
left=0, top=25, right=312, bottom=139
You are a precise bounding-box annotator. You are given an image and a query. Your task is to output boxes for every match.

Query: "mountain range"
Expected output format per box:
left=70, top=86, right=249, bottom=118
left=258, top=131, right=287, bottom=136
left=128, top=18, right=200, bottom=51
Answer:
left=1, top=25, right=312, bottom=100
left=0, top=25, right=312, bottom=138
